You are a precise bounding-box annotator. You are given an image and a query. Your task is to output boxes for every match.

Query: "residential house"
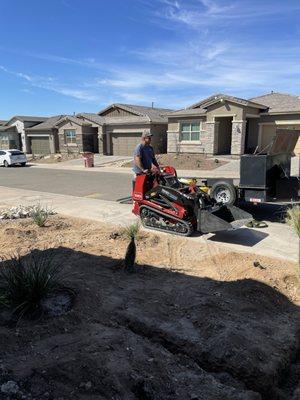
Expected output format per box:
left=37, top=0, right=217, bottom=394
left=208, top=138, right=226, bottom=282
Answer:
left=78, top=103, right=171, bottom=156
left=25, top=115, right=65, bottom=155
left=0, top=116, right=47, bottom=152
left=25, top=115, right=100, bottom=155
left=167, top=92, right=300, bottom=156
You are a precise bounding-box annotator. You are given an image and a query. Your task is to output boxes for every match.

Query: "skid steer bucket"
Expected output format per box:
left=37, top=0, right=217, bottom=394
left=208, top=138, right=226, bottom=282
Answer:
left=197, top=205, right=252, bottom=234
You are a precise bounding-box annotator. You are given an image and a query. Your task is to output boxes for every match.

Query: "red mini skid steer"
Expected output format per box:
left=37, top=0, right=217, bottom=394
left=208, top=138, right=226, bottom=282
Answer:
left=132, top=166, right=252, bottom=236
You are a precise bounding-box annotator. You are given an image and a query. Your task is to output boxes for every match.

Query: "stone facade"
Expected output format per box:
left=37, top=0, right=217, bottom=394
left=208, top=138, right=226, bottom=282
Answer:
left=203, top=122, right=218, bottom=154
left=231, top=121, right=246, bottom=155
left=167, top=100, right=262, bottom=155
left=58, top=129, right=83, bottom=154
left=97, top=125, right=105, bottom=154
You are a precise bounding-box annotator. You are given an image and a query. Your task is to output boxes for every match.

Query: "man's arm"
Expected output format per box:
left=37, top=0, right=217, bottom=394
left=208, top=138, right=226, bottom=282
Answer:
left=151, top=147, right=160, bottom=171
left=134, top=155, right=145, bottom=171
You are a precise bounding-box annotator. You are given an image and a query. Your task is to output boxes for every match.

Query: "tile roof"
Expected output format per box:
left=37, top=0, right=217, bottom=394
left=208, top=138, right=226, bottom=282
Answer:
left=55, top=115, right=92, bottom=127
left=26, top=115, right=66, bottom=131
left=79, top=109, right=169, bottom=124
left=0, top=125, right=17, bottom=132
left=98, top=103, right=172, bottom=123
left=5, top=115, right=48, bottom=125
left=169, top=93, right=268, bottom=117
left=249, top=92, right=300, bottom=113
left=77, top=113, right=105, bottom=126
left=167, top=108, right=207, bottom=117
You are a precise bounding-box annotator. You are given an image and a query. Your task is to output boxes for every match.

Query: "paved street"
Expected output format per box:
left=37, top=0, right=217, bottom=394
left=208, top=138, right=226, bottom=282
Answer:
left=0, top=166, right=132, bottom=201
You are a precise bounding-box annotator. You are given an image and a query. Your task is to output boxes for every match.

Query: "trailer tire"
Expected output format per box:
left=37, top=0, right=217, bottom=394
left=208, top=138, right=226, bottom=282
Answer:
left=210, top=181, right=236, bottom=205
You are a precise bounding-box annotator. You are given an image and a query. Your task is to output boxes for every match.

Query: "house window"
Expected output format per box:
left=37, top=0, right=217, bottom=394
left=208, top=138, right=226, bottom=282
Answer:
left=65, top=129, right=76, bottom=144
left=0, top=134, right=9, bottom=148
left=180, top=122, right=201, bottom=141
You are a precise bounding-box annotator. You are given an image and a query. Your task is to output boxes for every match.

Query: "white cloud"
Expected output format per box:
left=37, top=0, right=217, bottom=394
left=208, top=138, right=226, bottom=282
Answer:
left=2, top=0, right=300, bottom=111
left=0, top=65, right=101, bottom=102
left=155, top=0, right=300, bottom=29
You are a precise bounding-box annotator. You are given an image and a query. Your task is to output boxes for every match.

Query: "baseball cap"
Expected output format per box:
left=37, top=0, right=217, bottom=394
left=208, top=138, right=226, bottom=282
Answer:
left=141, top=131, right=153, bottom=138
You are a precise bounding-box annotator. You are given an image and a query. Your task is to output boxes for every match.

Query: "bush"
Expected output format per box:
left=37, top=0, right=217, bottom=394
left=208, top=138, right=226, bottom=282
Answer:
left=30, top=204, right=53, bottom=227
left=0, top=250, right=69, bottom=318
left=123, top=222, right=140, bottom=241
left=286, top=205, right=300, bottom=238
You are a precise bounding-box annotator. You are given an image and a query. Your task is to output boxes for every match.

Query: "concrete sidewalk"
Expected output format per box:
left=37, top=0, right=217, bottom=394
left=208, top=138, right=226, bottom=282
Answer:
left=0, top=186, right=297, bottom=262
left=0, top=186, right=135, bottom=227
left=29, top=163, right=240, bottom=179
left=28, top=155, right=300, bottom=179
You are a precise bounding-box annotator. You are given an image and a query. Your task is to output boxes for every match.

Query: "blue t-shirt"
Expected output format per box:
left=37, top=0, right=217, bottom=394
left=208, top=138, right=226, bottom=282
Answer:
left=133, top=143, right=155, bottom=173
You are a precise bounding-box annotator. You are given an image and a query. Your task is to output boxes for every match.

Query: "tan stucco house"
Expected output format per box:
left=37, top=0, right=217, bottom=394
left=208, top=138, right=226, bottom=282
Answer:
left=78, top=103, right=171, bottom=156
left=167, top=92, right=300, bottom=155
left=20, top=103, right=170, bottom=156
left=0, top=115, right=47, bottom=152
left=24, top=115, right=99, bottom=155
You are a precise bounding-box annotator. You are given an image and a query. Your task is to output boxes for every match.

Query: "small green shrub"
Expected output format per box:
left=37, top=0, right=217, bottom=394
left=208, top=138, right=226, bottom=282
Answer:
left=123, top=222, right=140, bottom=271
left=0, top=250, right=68, bottom=318
left=123, top=222, right=140, bottom=241
left=30, top=204, right=53, bottom=227
left=286, top=205, right=300, bottom=238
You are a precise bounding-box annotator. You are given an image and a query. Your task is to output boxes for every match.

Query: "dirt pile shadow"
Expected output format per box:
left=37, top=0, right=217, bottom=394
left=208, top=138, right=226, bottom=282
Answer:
left=0, top=247, right=299, bottom=400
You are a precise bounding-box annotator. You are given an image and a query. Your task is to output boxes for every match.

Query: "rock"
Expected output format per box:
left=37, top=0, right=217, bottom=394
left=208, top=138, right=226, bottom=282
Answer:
left=109, top=232, right=120, bottom=240
left=1, top=380, right=20, bottom=395
left=0, top=205, right=55, bottom=220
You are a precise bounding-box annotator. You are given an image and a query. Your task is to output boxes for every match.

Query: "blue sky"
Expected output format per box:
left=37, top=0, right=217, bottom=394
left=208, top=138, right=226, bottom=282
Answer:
left=1, top=0, right=300, bottom=119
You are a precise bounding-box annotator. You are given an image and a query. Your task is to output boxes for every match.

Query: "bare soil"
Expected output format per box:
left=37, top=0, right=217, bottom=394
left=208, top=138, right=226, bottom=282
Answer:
left=28, top=154, right=81, bottom=164
left=123, top=153, right=227, bottom=170
left=0, top=215, right=299, bottom=400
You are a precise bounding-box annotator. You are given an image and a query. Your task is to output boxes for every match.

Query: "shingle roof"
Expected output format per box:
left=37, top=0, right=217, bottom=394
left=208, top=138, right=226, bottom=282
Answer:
left=249, top=92, right=300, bottom=113
left=168, top=93, right=268, bottom=117
left=0, top=125, right=17, bottom=132
left=0, top=120, right=7, bottom=126
left=26, top=115, right=66, bottom=131
left=5, top=115, right=48, bottom=125
left=167, top=108, right=207, bottom=117
left=78, top=112, right=157, bottom=125
left=55, top=115, right=92, bottom=127
left=98, top=103, right=172, bottom=123
left=77, top=109, right=170, bottom=125
left=78, top=113, right=105, bottom=126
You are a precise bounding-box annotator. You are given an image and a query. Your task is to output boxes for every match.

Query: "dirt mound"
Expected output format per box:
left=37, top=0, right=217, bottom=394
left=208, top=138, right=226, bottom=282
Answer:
left=122, top=153, right=227, bottom=170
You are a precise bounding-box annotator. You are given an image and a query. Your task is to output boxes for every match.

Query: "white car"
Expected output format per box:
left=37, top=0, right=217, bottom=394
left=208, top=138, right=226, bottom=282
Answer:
left=0, top=149, right=27, bottom=167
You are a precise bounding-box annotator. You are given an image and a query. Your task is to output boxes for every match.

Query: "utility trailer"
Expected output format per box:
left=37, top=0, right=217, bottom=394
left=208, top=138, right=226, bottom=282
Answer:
left=200, top=131, right=300, bottom=206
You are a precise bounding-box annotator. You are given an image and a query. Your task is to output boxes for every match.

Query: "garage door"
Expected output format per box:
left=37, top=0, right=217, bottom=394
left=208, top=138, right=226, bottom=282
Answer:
left=111, top=133, right=141, bottom=156
left=31, top=137, right=50, bottom=155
